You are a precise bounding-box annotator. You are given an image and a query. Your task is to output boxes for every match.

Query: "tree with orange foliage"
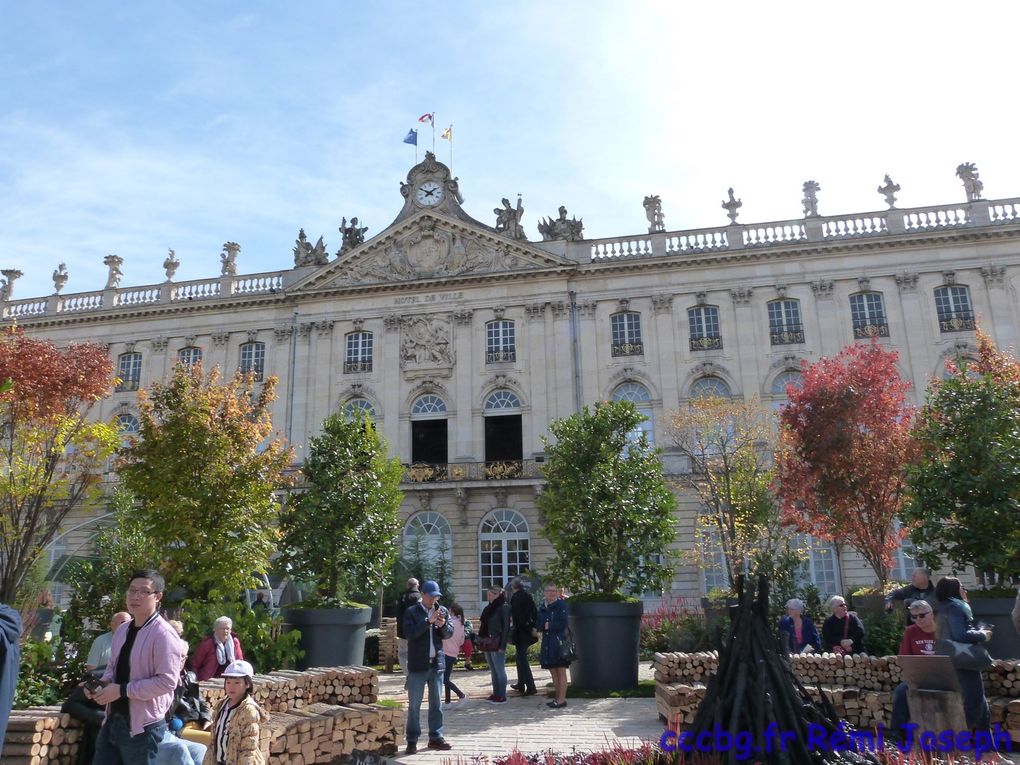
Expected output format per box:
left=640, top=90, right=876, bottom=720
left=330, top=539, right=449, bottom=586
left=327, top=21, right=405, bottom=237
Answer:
left=775, top=342, right=918, bottom=588
left=0, top=327, right=118, bottom=603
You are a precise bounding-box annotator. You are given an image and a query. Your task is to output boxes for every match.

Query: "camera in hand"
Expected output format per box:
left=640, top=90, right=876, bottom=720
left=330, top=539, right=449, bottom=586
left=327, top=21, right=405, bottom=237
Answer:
left=84, top=676, right=106, bottom=693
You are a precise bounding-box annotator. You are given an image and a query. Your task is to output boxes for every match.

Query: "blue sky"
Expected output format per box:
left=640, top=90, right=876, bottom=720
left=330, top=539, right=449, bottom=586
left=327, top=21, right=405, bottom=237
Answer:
left=3, top=2, right=1020, bottom=298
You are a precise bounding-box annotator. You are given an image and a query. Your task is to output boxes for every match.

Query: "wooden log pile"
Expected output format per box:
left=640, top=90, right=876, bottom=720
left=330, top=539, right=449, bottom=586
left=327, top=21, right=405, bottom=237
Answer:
left=199, top=665, right=378, bottom=713
left=2, top=707, right=82, bottom=765
left=686, top=576, right=878, bottom=765
left=379, top=617, right=398, bottom=672
left=263, top=702, right=403, bottom=764
left=656, top=650, right=1020, bottom=742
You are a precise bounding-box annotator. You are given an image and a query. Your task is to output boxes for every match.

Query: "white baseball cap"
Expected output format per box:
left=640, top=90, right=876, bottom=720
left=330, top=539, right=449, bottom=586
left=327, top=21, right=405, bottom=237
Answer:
left=222, top=660, right=254, bottom=678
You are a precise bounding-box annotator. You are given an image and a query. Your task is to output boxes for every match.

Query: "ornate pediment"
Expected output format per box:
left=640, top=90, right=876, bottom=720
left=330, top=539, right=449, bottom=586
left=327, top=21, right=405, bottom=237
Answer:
left=294, top=214, right=575, bottom=291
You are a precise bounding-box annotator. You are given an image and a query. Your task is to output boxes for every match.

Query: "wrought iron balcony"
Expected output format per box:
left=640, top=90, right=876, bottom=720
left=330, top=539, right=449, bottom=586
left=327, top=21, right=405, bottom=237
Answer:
left=938, top=313, right=976, bottom=333
left=769, top=325, right=805, bottom=346
left=343, top=360, right=373, bottom=374
left=402, top=459, right=543, bottom=484
left=689, top=334, right=723, bottom=351
left=486, top=349, right=516, bottom=364
left=611, top=341, right=644, bottom=357
left=853, top=321, right=890, bottom=339
left=115, top=377, right=141, bottom=392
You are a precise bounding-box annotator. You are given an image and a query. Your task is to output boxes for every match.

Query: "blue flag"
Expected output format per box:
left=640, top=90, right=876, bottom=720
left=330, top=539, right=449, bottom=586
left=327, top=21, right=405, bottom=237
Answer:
left=403, top=129, right=417, bottom=146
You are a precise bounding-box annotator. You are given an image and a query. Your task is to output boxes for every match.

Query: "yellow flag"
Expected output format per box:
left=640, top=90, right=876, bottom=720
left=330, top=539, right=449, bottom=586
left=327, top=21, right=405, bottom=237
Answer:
left=441, top=126, right=452, bottom=140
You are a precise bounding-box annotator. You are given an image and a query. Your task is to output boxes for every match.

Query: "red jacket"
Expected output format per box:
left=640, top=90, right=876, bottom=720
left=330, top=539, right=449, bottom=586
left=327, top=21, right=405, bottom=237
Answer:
left=191, top=634, right=244, bottom=682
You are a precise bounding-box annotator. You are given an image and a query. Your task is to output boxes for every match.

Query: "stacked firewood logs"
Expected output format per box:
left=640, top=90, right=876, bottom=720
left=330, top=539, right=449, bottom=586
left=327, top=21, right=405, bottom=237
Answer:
left=263, top=702, right=403, bottom=763
left=2, top=707, right=82, bottom=765
left=685, top=576, right=879, bottom=765
left=200, top=665, right=378, bottom=712
left=379, top=617, right=398, bottom=672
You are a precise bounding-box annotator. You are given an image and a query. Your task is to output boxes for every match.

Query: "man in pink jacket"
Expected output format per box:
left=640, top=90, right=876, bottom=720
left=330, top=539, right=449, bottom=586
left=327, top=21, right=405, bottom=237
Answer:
left=88, top=569, right=182, bottom=765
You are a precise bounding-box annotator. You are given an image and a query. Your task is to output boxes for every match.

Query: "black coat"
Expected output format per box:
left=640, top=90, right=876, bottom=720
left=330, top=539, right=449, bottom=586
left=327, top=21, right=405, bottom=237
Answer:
left=509, top=588, right=538, bottom=645
left=0, top=602, right=21, bottom=752
left=395, top=587, right=421, bottom=639
left=403, top=601, right=453, bottom=672
left=822, top=612, right=865, bottom=653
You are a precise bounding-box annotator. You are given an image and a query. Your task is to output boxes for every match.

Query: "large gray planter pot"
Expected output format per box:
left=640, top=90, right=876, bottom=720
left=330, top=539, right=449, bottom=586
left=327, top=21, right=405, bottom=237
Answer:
left=969, top=598, right=1020, bottom=660
left=850, top=594, right=886, bottom=616
left=284, top=606, right=372, bottom=670
left=567, top=600, right=643, bottom=691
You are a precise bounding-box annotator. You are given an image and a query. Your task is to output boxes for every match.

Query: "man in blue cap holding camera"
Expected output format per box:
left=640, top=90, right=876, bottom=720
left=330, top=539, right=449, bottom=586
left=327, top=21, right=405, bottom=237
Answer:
left=403, top=580, right=454, bottom=754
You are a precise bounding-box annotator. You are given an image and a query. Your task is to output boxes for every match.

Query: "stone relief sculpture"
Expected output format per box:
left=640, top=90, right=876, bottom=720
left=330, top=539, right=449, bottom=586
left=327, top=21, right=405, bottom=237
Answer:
left=163, top=249, right=180, bottom=281
left=537, top=205, right=584, bottom=242
left=52, top=263, right=69, bottom=294
left=0, top=269, right=22, bottom=302
left=494, top=196, right=526, bottom=240
left=722, top=188, right=743, bottom=224
left=877, top=175, right=901, bottom=209
left=293, top=229, right=328, bottom=267
left=643, top=195, right=665, bottom=233
left=103, top=255, right=123, bottom=289
left=956, top=162, right=984, bottom=202
left=399, top=316, right=455, bottom=370
left=221, top=242, right=240, bottom=276
left=801, top=181, right=821, bottom=218
left=339, top=217, right=369, bottom=254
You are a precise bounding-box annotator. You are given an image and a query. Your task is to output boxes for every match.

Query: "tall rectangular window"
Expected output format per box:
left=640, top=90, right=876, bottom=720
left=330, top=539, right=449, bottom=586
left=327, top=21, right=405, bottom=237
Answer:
left=611, top=312, right=643, bottom=356
left=793, top=535, right=841, bottom=599
left=116, top=352, right=142, bottom=392
left=239, top=342, right=265, bottom=381
left=850, top=293, right=889, bottom=338
left=934, top=285, right=975, bottom=333
left=177, top=346, right=203, bottom=367
left=768, top=300, right=804, bottom=345
left=486, top=320, right=516, bottom=363
left=344, top=332, right=373, bottom=373
left=688, top=306, right=722, bottom=351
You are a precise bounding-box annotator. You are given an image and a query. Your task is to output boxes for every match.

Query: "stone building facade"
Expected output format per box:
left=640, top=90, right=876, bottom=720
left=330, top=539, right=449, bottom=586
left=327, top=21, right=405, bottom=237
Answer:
left=5, top=155, right=1018, bottom=614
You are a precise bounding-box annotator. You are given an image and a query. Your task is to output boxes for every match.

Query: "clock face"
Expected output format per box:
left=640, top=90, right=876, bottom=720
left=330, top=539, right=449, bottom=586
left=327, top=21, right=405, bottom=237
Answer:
left=415, top=180, right=444, bottom=207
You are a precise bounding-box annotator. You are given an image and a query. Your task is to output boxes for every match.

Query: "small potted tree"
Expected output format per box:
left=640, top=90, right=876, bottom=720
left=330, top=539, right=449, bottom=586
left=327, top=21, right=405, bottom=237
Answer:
left=280, top=411, right=404, bottom=668
left=904, top=331, right=1020, bottom=658
left=538, top=400, right=677, bottom=690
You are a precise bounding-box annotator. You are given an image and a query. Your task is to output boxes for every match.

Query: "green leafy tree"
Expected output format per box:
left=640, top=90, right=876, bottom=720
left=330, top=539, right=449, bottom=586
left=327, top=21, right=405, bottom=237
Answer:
left=0, top=327, right=118, bottom=603
left=903, top=331, right=1020, bottom=585
left=279, top=411, right=404, bottom=605
left=117, top=364, right=293, bottom=600
left=538, top=400, right=678, bottom=596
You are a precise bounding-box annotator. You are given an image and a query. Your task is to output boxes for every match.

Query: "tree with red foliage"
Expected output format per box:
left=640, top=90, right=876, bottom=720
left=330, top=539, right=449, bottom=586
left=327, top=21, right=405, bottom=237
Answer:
left=0, top=327, right=118, bottom=603
left=775, top=342, right=918, bottom=587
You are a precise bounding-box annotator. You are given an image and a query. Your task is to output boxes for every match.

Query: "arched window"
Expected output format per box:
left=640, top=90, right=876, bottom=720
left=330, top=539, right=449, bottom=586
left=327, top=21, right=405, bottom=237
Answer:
left=612, top=382, right=654, bottom=446
left=343, top=398, right=376, bottom=420
left=410, top=394, right=448, bottom=474
left=770, top=371, right=803, bottom=396
left=689, top=376, right=731, bottom=399
left=484, top=390, right=521, bottom=412
left=479, top=509, right=530, bottom=601
left=239, top=342, right=265, bottom=381
left=116, top=352, right=142, bottom=392
left=411, top=394, right=447, bottom=417
left=177, top=346, right=203, bottom=367
left=116, top=413, right=140, bottom=448
left=767, top=299, right=805, bottom=345
left=402, top=511, right=453, bottom=578
left=484, top=390, right=523, bottom=472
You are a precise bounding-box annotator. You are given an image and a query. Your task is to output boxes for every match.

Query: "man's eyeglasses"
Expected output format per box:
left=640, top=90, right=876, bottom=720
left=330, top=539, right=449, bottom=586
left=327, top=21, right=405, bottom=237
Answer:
left=127, top=588, right=157, bottom=597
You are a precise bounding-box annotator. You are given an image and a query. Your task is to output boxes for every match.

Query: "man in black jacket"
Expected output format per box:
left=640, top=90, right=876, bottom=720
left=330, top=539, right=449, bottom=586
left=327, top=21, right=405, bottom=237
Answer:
left=395, top=578, right=420, bottom=675
left=508, top=578, right=538, bottom=696
left=885, top=568, right=935, bottom=625
left=403, top=580, right=453, bottom=755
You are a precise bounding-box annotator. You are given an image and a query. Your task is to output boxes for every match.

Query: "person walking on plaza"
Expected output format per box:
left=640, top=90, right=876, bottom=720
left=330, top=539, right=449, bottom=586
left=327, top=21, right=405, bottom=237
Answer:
left=192, top=616, right=245, bottom=682
left=89, top=569, right=183, bottom=765
left=202, top=660, right=268, bottom=765
left=442, top=603, right=467, bottom=705
left=508, top=577, right=539, bottom=696
left=396, top=577, right=421, bottom=675
left=0, top=600, right=22, bottom=755
left=478, top=585, right=511, bottom=704
left=403, top=580, right=453, bottom=754
left=539, top=584, right=571, bottom=708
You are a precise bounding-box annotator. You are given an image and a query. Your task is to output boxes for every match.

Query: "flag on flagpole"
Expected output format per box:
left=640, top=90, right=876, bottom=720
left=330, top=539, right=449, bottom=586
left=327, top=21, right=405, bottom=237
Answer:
left=403, top=129, right=418, bottom=145
left=418, top=113, right=434, bottom=125
left=441, top=126, right=452, bottom=140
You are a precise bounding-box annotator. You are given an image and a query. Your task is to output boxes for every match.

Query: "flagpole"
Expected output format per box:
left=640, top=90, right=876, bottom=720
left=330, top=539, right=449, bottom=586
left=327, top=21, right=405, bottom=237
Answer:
left=449, top=125, right=454, bottom=171
left=432, top=117, right=436, bottom=154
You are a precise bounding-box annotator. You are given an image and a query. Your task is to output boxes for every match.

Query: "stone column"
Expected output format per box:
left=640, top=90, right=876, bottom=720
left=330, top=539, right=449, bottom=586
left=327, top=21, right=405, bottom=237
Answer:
left=289, top=323, right=314, bottom=451
left=452, top=310, right=474, bottom=462
left=651, top=294, right=678, bottom=408
left=810, top=280, right=839, bottom=357
left=524, top=302, right=548, bottom=454
left=728, top=287, right=757, bottom=398
left=981, top=265, right=1014, bottom=349
left=549, top=299, right=574, bottom=418
left=382, top=315, right=404, bottom=459
left=892, top=272, right=930, bottom=398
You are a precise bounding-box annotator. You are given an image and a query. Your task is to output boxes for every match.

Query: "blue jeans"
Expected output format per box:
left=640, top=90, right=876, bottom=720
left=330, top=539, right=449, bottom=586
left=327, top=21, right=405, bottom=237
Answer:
left=487, top=650, right=507, bottom=698
left=405, top=665, right=444, bottom=744
left=889, top=682, right=910, bottom=741
left=93, top=714, right=166, bottom=765
left=155, top=729, right=206, bottom=765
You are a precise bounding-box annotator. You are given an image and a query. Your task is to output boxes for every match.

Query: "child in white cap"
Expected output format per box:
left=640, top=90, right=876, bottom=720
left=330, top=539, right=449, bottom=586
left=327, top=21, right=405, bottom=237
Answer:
left=202, top=660, right=269, bottom=765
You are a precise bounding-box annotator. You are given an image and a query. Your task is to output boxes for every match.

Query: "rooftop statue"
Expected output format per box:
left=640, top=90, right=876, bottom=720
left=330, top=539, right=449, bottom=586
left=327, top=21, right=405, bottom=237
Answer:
left=643, top=195, right=665, bottom=233
left=721, top=188, right=743, bottom=224
left=956, top=162, right=984, bottom=202
left=537, top=205, right=584, bottom=242
left=221, top=242, right=240, bottom=276
left=0, top=269, right=21, bottom=302
left=339, top=217, right=369, bottom=254
left=163, top=249, right=180, bottom=281
left=52, top=263, right=69, bottom=294
left=103, top=254, right=123, bottom=289
left=877, top=175, right=901, bottom=209
left=802, top=181, right=821, bottom=218
left=494, top=196, right=526, bottom=240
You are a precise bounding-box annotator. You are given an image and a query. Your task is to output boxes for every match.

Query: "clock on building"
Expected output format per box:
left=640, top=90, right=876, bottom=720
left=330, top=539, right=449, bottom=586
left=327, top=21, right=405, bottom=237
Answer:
left=415, top=180, right=444, bottom=207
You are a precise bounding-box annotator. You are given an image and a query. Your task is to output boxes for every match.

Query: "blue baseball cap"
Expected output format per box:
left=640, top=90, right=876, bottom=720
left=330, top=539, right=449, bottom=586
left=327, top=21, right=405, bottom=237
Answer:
left=421, top=580, right=442, bottom=597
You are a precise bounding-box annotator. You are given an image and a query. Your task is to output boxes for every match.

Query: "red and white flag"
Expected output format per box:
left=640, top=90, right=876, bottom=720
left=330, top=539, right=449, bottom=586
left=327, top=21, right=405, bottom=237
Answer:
left=418, top=113, right=434, bottom=125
